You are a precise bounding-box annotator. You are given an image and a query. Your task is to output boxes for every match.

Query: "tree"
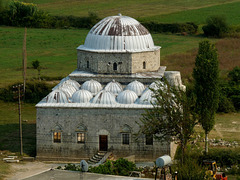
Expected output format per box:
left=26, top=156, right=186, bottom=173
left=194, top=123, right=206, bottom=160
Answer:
left=193, top=40, right=219, bottom=154
left=202, top=16, right=229, bottom=38
left=32, top=60, right=41, bottom=80
left=228, top=66, right=240, bottom=85
left=137, top=80, right=196, bottom=163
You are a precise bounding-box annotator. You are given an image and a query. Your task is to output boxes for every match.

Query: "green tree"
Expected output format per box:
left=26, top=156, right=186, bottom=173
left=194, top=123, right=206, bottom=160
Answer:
left=32, top=60, right=41, bottom=80
left=138, top=80, right=196, bottom=164
left=193, top=40, right=219, bottom=154
left=202, top=16, right=229, bottom=38
left=228, top=66, right=240, bottom=85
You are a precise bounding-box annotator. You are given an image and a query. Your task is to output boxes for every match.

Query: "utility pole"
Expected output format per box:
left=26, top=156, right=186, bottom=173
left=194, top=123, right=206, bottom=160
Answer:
left=13, top=84, right=24, bottom=155
left=22, top=27, right=27, bottom=94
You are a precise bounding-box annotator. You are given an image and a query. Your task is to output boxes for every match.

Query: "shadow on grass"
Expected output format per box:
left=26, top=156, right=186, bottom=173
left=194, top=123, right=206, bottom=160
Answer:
left=0, top=123, right=36, bottom=157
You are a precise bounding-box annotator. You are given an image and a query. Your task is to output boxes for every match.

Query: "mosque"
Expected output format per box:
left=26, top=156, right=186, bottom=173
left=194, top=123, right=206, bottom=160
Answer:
left=36, top=14, right=185, bottom=161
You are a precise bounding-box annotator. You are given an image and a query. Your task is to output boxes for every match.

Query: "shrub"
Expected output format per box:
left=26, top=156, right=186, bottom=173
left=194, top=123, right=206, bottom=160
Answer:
left=202, top=16, right=229, bottom=38
left=228, top=66, right=240, bottom=85
left=141, top=21, right=198, bottom=34
left=64, top=163, right=81, bottom=171
left=199, top=148, right=240, bottom=167
left=173, top=158, right=206, bottom=180
left=217, top=94, right=235, bottom=113
left=89, top=158, right=137, bottom=176
left=0, top=81, right=54, bottom=103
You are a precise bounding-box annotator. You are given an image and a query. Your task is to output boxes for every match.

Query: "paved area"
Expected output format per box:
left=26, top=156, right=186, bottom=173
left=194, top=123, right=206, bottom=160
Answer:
left=24, top=169, right=153, bottom=180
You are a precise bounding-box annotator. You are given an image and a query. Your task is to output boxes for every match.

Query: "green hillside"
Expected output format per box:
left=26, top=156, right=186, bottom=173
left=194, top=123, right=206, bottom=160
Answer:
left=20, top=0, right=240, bottom=25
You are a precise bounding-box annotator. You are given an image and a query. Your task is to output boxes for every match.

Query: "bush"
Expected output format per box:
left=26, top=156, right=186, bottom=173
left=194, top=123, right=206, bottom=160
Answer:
left=64, top=163, right=81, bottom=171
left=89, top=158, right=137, bottom=176
left=0, top=81, right=54, bottom=103
left=199, top=148, right=240, bottom=167
left=228, top=66, right=240, bottom=85
left=141, top=21, right=198, bottom=34
left=202, top=16, right=229, bottom=38
left=217, top=94, right=235, bottom=113
left=173, top=158, right=206, bottom=180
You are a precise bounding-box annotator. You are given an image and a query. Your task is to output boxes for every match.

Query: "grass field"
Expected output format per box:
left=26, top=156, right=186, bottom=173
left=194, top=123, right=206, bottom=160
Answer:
left=0, top=26, right=208, bottom=87
left=0, top=0, right=240, bottom=179
left=20, top=0, right=240, bottom=24
left=140, top=1, right=240, bottom=25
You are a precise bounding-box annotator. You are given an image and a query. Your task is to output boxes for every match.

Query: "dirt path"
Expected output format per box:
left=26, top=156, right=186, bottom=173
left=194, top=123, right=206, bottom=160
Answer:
left=5, top=161, right=58, bottom=180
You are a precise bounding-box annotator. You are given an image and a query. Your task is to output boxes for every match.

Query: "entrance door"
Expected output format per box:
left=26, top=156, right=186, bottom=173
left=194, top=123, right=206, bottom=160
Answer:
left=99, top=135, right=108, bottom=151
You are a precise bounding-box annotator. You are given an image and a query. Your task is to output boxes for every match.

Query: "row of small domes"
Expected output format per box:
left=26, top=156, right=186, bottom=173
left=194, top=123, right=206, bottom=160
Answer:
left=46, top=79, right=163, bottom=105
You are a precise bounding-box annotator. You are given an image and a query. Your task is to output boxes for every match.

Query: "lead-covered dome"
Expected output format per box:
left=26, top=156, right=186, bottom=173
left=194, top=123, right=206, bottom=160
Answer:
left=78, top=14, right=159, bottom=52
left=81, top=79, right=102, bottom=95
left=46, top=90, right=69, bottom=103
left=91, top=90, right=116, bottom=104
left=72, top=90, right=93, bottom=103
left=117, top=90, right=138, bottom=104
left=125, top=80, right=145, bottom=96
left=104, top=80, right=123, bottom=96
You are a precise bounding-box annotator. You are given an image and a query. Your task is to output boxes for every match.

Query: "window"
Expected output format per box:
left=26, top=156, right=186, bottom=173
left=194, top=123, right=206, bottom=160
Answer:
left=53, top=132, right=61, bottom=143
left=113, top=62, right=117, bottom=71
left=87, top=61, right=89, bottom=68
left=77, top=133, right=85, bottom=143
left=146, top=134, right=153, bottom=145
left=143, top=61, right=146, bottom=69
left=122, top=133, right=129, bottom=145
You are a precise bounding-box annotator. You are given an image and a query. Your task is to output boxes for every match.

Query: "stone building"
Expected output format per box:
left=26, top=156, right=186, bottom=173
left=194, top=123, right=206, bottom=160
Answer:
left=36, top=14, right=185, bottom=161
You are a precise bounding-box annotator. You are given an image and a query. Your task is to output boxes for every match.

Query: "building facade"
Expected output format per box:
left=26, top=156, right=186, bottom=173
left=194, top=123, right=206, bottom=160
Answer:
left=36, top=14, right=184, bottom=161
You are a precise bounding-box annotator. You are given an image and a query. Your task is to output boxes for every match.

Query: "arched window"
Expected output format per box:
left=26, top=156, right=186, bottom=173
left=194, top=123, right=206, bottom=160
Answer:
left=87, top=61, right=89, bottom=68
left=121, top=124, right=131, bottom=145
left=143, top=61, right=146, bottom=69
left=113, top=62, right=117, bottom=71
left=76, top=124, right=87, bottom=144
left=52, top=124, right=63, bottom=143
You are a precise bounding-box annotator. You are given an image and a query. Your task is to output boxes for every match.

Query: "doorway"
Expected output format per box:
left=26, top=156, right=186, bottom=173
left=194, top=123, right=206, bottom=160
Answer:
left=99, top=135, right=108, bottom=151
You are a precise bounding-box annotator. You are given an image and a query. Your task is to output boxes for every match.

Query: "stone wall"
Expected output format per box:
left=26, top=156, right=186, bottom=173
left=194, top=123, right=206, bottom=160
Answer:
left=36, top=107, right=171, bottom=161
left=131, top=49, right=160, bottom=73
left=77, top=49, right=160, bottom=75
left=77, top=50, right=132, bottom=74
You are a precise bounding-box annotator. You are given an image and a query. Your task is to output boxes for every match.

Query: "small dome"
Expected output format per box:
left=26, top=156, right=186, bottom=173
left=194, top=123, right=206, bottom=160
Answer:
left=91, top=90, right=116, bottom=104
left=104, top=80, right=123, bottom=96
left=72, top=90, right=93, bottom=103
left=143, top=81, right=166, bottom=93
left=61, top=79, right=80, bottom=90
left=138, top=89, right=156, bottom=105
left=125, top=80, right=145, bottom=96
left=117, top=90, right=138, bottom=104
left=58, top=84, right=77, bottom=98
left=52, top=76, right=70, bottom=90
left=46, top=90, right=69, bottom=103
left=81, top=79, right=102, bottom=95
left=78, top=15, right=159, bottom=52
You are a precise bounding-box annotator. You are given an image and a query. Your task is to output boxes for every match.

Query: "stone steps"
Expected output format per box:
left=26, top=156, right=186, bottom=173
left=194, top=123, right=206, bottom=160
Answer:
left=88, top=151, right=106, bottom=165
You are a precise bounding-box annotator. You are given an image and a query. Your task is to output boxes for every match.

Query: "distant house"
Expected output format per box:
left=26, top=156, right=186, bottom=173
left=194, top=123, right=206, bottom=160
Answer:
left=36, top=14, right=185, bottom=161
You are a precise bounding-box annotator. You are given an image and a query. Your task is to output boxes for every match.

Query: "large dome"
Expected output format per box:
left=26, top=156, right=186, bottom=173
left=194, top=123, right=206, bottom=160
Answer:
left=78, top=14, right=159, bottom=52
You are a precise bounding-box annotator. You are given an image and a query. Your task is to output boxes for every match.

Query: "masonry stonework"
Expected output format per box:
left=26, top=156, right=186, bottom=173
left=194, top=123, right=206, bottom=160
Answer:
left=37, top=107, right=172, bottom=161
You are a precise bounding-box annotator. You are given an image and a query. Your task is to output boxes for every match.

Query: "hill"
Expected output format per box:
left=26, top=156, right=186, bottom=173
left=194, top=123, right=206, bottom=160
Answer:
left=21, top=0, right=240, bottom=25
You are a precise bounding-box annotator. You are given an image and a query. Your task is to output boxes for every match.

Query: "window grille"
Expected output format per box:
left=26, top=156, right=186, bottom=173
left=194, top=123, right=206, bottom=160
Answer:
left=122, top=133, right=129, bottom=145
left=53, top=132, right=61, bottom=143
left=77, top=133, right=85, bottom=143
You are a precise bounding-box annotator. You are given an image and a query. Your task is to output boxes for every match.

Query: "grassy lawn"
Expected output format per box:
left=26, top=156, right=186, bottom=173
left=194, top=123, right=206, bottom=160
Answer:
left=140, top=1, right=240, bottom=25
left=20, top=0, right=240, bottom=21
left=209, top=113, right=240, bottom=142
left=0, top=26, right=208, bottom=87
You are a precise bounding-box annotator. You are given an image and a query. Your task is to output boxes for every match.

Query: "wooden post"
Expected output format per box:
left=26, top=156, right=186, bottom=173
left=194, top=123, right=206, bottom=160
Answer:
left=22, top=27, right=27, bottom=93
left=13, top=84, right=24, bottom=155
left=18, top=85, right=23, bottom=155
